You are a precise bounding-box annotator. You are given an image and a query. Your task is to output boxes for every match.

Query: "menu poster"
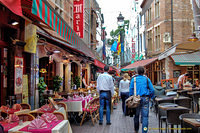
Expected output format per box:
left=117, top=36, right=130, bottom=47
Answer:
left=22, top=75, right=28, bottom=103
left=14, top=57, right=23, bottom=95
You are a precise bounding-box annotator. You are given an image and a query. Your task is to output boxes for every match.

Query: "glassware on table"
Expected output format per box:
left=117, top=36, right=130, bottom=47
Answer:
left=19, top=120, right=23, bottom=125
left=45, top=99, right=48, bottom=104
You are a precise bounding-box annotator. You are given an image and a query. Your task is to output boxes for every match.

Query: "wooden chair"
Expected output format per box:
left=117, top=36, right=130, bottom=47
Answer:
left=29, top=111, right=44, bottom=118
left=53, top=112, right=65, bottom=120
left=80, top=98, right=98, bottom=126
left=17, top=113, right=35, bottom=121
left=20, top=103, right=31, bottom=110
left=0, top=111, right=8, bottom=119
left=57, top=102, right=68, bottom=119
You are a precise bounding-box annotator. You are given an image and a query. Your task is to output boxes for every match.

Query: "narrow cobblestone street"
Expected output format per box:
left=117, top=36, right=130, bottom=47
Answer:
left=71, top=101, right=159, bottom=133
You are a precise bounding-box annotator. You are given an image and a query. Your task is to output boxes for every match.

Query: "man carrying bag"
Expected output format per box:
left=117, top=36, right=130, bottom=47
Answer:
left=129, top=66, right=154, bottom=133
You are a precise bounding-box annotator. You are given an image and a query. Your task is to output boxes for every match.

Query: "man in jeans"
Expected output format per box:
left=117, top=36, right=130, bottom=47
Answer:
left=129, top=66, right=154, bottom=133
left=97, top=65, right=114, bottom=125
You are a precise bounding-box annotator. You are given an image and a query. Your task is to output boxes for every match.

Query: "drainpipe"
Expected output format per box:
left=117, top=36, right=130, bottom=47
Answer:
left=171, top=0, right=173, bottom=46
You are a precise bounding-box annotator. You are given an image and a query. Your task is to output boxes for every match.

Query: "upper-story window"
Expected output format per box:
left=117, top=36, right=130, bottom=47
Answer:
left=55, top=0, right=63, bottom=17
left=155, top=0, right=160, bottom=18
left=155, top=26, right=160, bottom=51
left=147, top=8, right=152, bottom=24
left=148, top=30, right=153, bottom=52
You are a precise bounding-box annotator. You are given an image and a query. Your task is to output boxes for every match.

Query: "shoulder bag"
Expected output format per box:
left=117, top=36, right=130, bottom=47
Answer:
left=126, top=77, right=141, bottom=108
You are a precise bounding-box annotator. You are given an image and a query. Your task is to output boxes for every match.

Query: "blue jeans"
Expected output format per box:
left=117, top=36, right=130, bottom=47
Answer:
left=134, top=97, right=149, bottom=133
left=99, top=91, right=111, bottom=123
left=121, top=92, right=129, bottom=114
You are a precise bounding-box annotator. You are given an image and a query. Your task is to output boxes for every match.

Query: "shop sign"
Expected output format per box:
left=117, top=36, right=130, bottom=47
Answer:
left=14, top=57, right=23, bottom=95
left=24, top=21, right=37, bottom=53
left=132, top=38, right=135, bottom=59
left=73, top=0, right=84, bottom=38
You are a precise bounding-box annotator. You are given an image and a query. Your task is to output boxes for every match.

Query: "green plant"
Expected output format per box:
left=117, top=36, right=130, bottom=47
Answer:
left=74, top=76, right=80, bottom=88
left=38, top=77, right=47, bottom=106
left=53, top=75, right=63, bottom=92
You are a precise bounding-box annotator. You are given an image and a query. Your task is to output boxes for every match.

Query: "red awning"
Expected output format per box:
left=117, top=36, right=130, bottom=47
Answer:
left=122, top=57, right=158, bottom=70
left=94, top=59, right=106, bottom=69
left=0, top=0, right=23, bottom=16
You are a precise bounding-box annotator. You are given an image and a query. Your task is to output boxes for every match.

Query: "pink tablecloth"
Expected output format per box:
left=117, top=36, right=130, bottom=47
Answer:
left=19, top=120, right=62, bottom=133
left=0, top=121, right=19, bottom=133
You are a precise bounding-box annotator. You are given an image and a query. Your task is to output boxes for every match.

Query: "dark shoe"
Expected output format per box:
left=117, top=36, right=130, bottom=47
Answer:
left=106, top=122, right=111, bottom=125
left=99, top=122, right=103, bottom=125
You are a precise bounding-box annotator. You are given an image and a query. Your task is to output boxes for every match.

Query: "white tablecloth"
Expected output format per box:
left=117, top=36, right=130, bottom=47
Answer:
left=8, top=120, right=72, bottom=133
left=14, top=109, right=31, bottom=115
left=63, top=101, right=82, bottom=113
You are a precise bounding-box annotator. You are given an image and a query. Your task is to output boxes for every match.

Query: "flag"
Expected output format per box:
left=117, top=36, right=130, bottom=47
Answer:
left=0, top=0, right=22, bottom=16
left=135, top=53, right=138, bottom=60
left=121, top=42, right=124, bottom=53
left=110, top=41, right=117, bottom=52
left=117, top=35, right=120, bottom=50
left=117, top=43, right=121, bottom=55
left=102, top=40, right=106, bottom=60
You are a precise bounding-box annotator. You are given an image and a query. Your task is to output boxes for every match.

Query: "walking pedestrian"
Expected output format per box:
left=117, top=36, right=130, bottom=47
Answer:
left=97, top=65, right=114, bottom=125
left=119, top=73, right=130, bottom=115
left=129, top=66, right=154, bottom=133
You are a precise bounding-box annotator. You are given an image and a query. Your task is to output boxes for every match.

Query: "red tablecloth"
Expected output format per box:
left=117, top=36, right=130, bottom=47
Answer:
left=19, top=120, right=62, bottom=133
left=0, top=121, right=19, bottom=133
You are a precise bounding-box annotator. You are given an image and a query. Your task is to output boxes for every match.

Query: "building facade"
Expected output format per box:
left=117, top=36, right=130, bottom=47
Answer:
left=141, top=0, right=194, bottom=84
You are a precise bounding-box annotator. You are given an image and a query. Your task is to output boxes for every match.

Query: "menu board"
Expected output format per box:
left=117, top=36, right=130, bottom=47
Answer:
left=14, top=57, right=23, bottom=95
left=22, top=75, right=28, bottom=103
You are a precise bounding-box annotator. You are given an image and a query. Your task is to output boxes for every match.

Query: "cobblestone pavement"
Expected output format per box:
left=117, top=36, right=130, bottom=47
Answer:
left=71, top=101, right=160, bottom=133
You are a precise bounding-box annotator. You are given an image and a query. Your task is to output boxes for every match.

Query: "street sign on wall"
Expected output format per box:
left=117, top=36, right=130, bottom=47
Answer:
left=73, top=0, right=84, bottom=38
left=132, top=38, right=135, bottom=59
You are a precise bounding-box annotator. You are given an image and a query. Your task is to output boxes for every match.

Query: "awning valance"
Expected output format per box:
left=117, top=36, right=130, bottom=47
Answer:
left=158, top=41, right=200, bottom=60
left=94, top=59, right=106, bottom=69
left=171, top=52, right=200, bottom=65
left=121, top=57, right=158, bottom=71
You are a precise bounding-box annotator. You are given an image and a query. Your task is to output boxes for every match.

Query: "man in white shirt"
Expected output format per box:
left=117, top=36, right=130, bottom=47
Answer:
left=97, top=65, right=114, bottom=125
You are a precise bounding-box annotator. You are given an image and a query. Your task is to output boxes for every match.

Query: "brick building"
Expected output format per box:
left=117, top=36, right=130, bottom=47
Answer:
left=141, top=0, right=194, bottom=85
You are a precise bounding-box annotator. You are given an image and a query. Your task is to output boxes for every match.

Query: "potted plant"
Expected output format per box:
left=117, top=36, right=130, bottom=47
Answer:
left=38, top=77, right=47, bottom=106
left=74, top=76, right=80, bottom=89
left=53, top=75, right=63, bottom=92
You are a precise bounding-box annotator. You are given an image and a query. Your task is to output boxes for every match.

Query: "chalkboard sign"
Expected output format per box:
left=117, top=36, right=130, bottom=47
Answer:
left=173, top=70, right=181, bottom=78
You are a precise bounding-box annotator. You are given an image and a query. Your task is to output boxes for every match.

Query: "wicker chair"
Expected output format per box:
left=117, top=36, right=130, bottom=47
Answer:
left=166, top=108, right=190, bottom=133
left=17, top=113, right=35, bottom=121
left=0, top=111, right=8, bottom=119
left=174, top=98, right=192, bottom=109
left=80, top=98, right=98, bottom=126
left=20, top=103, right=31, bottom=110
left=53, top=112, right=65, bottom=120
left=57, top=102, right=68, bottom=119
left=29, top=111, right=44, bottom=118
left=0, top=123, right=4, bottom=133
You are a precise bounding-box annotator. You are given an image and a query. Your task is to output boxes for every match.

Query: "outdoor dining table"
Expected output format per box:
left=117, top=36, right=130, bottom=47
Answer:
left=30, top=107, right=67, bottom=120
left=1, top=120, right=72, bottom=133
left=182, top=118, right=200, bottom=132
left=158, top=104, right=189, bottom=133
left=187, top=91, right=200, bottom=113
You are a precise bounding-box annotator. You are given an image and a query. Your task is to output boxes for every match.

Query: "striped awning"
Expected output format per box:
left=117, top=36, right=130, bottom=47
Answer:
left=21, top=0, right=95, bottom=59
left=171, top=52, right=200, bottom=65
